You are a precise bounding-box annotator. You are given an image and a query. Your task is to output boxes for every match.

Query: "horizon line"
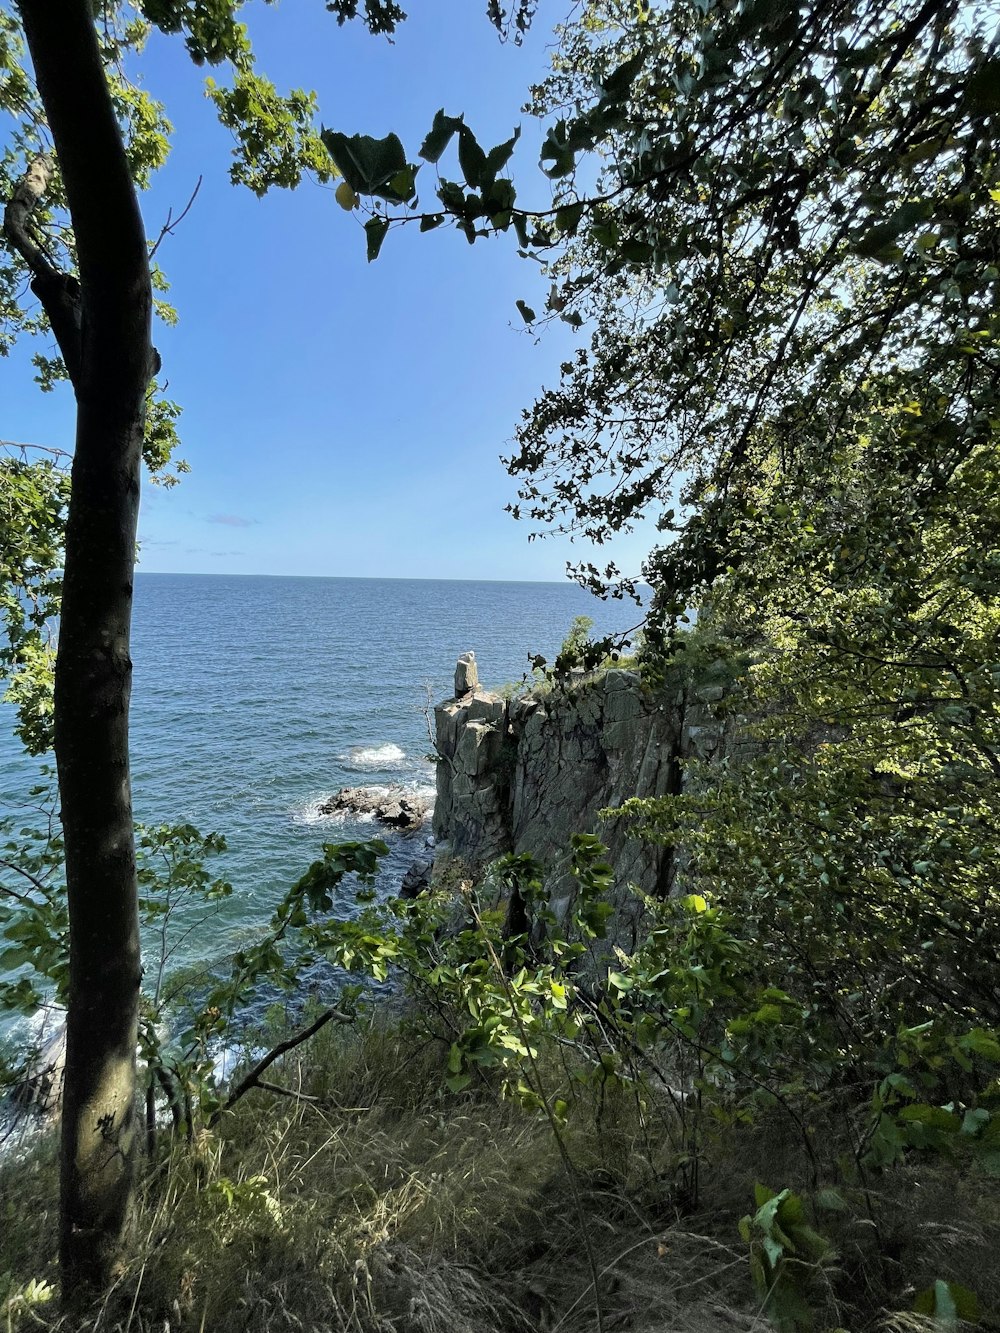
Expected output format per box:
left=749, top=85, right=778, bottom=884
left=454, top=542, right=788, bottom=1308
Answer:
left=134, top=570, right=651, bottom=588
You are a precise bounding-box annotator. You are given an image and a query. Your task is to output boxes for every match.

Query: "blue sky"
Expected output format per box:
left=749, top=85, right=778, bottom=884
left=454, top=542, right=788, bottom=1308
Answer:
left=5, top=1, right=655, bottom=582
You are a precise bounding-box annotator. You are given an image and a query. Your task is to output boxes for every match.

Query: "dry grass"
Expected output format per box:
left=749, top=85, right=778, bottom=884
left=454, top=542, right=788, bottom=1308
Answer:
left=2, top=1020, right=997, bottom=1332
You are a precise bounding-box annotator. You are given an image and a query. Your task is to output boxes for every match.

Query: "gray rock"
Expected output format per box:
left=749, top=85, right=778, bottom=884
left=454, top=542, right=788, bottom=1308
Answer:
left=432, top=660, right=688, bottom=955
left=695, top=683, right=725, bottom=704
left=10, top=1023, right=66, bottom=1117
left=604, top=687, right=642, bottom=724
left=319, top=785, right=428, bottom=832
left=603, top=669, right=640, bottom=693
left=429, top=654, right=758, bottom=966
left=454, top=651, right=478, bottom=696
left=686, top=724, right=721, bottom=759
left=399, top=855, right=433, bottom=899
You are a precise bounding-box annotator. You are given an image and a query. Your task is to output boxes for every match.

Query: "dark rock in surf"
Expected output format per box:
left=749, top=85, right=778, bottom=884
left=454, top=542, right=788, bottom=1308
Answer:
left=319, top=785, right=427, bottom=832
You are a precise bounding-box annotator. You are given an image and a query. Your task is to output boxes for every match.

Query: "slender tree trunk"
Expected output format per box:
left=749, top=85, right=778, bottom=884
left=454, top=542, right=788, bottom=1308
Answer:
left=14, top=0, right=155, bottom=1293
left=55, top=394, right=145, bottom=1291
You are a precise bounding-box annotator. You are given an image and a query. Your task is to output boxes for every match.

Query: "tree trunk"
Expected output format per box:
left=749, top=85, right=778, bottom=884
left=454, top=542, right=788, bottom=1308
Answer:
left=55, top=394, right=145, bottom=1291
left=15, top=0, right=155, bottom=1293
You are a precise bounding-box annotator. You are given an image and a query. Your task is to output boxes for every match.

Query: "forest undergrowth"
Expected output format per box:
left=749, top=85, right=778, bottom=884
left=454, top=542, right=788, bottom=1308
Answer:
left=2, top=1010, right=998, bottom=1333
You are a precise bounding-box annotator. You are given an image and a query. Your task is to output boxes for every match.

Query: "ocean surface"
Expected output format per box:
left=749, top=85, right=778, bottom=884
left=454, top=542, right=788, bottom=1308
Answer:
left=0, top=574, right=640, bottom=1035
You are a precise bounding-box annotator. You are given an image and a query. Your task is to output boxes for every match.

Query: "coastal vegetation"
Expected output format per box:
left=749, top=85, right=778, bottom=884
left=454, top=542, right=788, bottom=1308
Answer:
left=2, top=0, right=1000, bottom=1327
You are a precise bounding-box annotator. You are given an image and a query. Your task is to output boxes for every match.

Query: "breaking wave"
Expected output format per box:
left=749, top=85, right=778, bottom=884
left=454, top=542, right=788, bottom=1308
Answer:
left=340, top=743, right=407, bottom=770
left=291, top=779, right=435, bottom=828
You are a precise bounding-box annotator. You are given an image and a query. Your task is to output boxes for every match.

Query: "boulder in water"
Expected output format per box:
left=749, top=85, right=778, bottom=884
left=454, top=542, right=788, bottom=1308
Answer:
left=319, top=785, right=427, bottom=832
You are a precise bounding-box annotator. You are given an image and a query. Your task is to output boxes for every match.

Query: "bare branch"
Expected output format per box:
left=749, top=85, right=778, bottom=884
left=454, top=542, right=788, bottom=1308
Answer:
left=211, top=1005, right=353, bottom=1124
left=0, top=439, right=71, bottom=461
left=149, top=176, right=203, bottom=261
left=254, top=1079, right=320, bottom=1104
left=0, top=855, right=56, bottom=901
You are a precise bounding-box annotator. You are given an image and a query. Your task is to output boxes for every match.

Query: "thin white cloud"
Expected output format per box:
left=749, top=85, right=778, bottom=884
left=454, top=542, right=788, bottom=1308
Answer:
left=206, top=513, right=256, bottom=528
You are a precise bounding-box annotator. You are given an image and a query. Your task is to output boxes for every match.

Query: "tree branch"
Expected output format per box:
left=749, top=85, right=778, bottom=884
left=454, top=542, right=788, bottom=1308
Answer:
left=254, top=1079, right=320, bottom=1104
left=3, top=153, right=83, bottom=386
left=19, top=0, right=154, bottom=391
left=3, top=153, right=58, bottom=280
left=211, top=1005, right=353, bottom=1125
left=149, top=176, right=202, bottom=261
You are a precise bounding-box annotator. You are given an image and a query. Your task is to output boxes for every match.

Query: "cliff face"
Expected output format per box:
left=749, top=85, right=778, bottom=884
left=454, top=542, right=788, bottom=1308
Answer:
left=433, top=656, right=729, bottom=939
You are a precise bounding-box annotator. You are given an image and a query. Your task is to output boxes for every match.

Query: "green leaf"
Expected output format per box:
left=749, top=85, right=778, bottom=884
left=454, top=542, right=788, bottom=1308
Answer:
left=484, top=127, right=521, bottom=179
left=457, top=126, right=488, bottom=188
left=958, top=1030, right=1000, bottom=1062
left=541, top=139, right=575, bottom=179
left=516, top=299, right=536, bottom=324
left=914, top=1280, right=980, bottom=1325
left=321, top=130, right=410, bottom=203
left=335, top=180, right=359, bottom=211
left=962, top=1108, right=990, bottom=1136
left=965, top=60, right=1000, bottom=113
left=599, top=51, right=645, bottom=101
left=365, top=216, right=389, bottom=262
left=437, top=180, right=466, bottom=214
left=485, top=178, right=516, bottom=216
left=898, top=1103, right=961, bottom=1132
left=556, top=202, right=584, bottom=235
left=387, top=165, right=418, bottom=202
left=419, top=109, right=463, bottom=163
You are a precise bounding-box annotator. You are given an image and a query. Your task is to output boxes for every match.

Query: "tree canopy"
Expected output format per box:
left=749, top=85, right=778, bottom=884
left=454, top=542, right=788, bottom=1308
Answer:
left=327, top=0, right=998, bottom=597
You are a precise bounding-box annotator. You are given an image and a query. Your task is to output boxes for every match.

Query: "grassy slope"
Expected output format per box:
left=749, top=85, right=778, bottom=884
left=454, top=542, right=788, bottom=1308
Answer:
left=2, top=1018, right=998, bottom=1332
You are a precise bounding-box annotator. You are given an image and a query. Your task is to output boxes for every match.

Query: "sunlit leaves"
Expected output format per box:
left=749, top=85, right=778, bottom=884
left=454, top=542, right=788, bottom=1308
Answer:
left=0, top=455, right=68, bottom=754
left=336, top=180, right=359, bottom=210
left=211, top=73, right=331, bottom=193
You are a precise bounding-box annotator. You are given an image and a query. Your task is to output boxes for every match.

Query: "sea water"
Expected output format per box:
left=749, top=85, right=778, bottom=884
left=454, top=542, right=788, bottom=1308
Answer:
left=0, top=574, right=640, bottom=1003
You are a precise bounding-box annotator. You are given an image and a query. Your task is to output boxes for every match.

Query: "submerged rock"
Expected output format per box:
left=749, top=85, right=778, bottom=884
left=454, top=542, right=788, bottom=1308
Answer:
left=319, top=785, right=428, bottom=832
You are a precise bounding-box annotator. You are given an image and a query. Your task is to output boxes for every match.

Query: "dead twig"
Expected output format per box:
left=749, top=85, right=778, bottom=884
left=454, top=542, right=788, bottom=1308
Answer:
left=149, top=175, right=202, bottom=260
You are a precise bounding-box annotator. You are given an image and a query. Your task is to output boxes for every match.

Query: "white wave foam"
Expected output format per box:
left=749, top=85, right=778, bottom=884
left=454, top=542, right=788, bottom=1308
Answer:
left=291, top=779, right=434, bottom=828
left=410, top=782, right=436, bottom=808
left=341, top=742, right=407, bottom=770
left=292, top=794, right=377, bottom=827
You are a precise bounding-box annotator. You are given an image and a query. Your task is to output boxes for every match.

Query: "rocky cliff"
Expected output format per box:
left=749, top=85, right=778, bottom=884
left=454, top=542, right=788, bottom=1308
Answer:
left=432, top=652, right=730, bottom=939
